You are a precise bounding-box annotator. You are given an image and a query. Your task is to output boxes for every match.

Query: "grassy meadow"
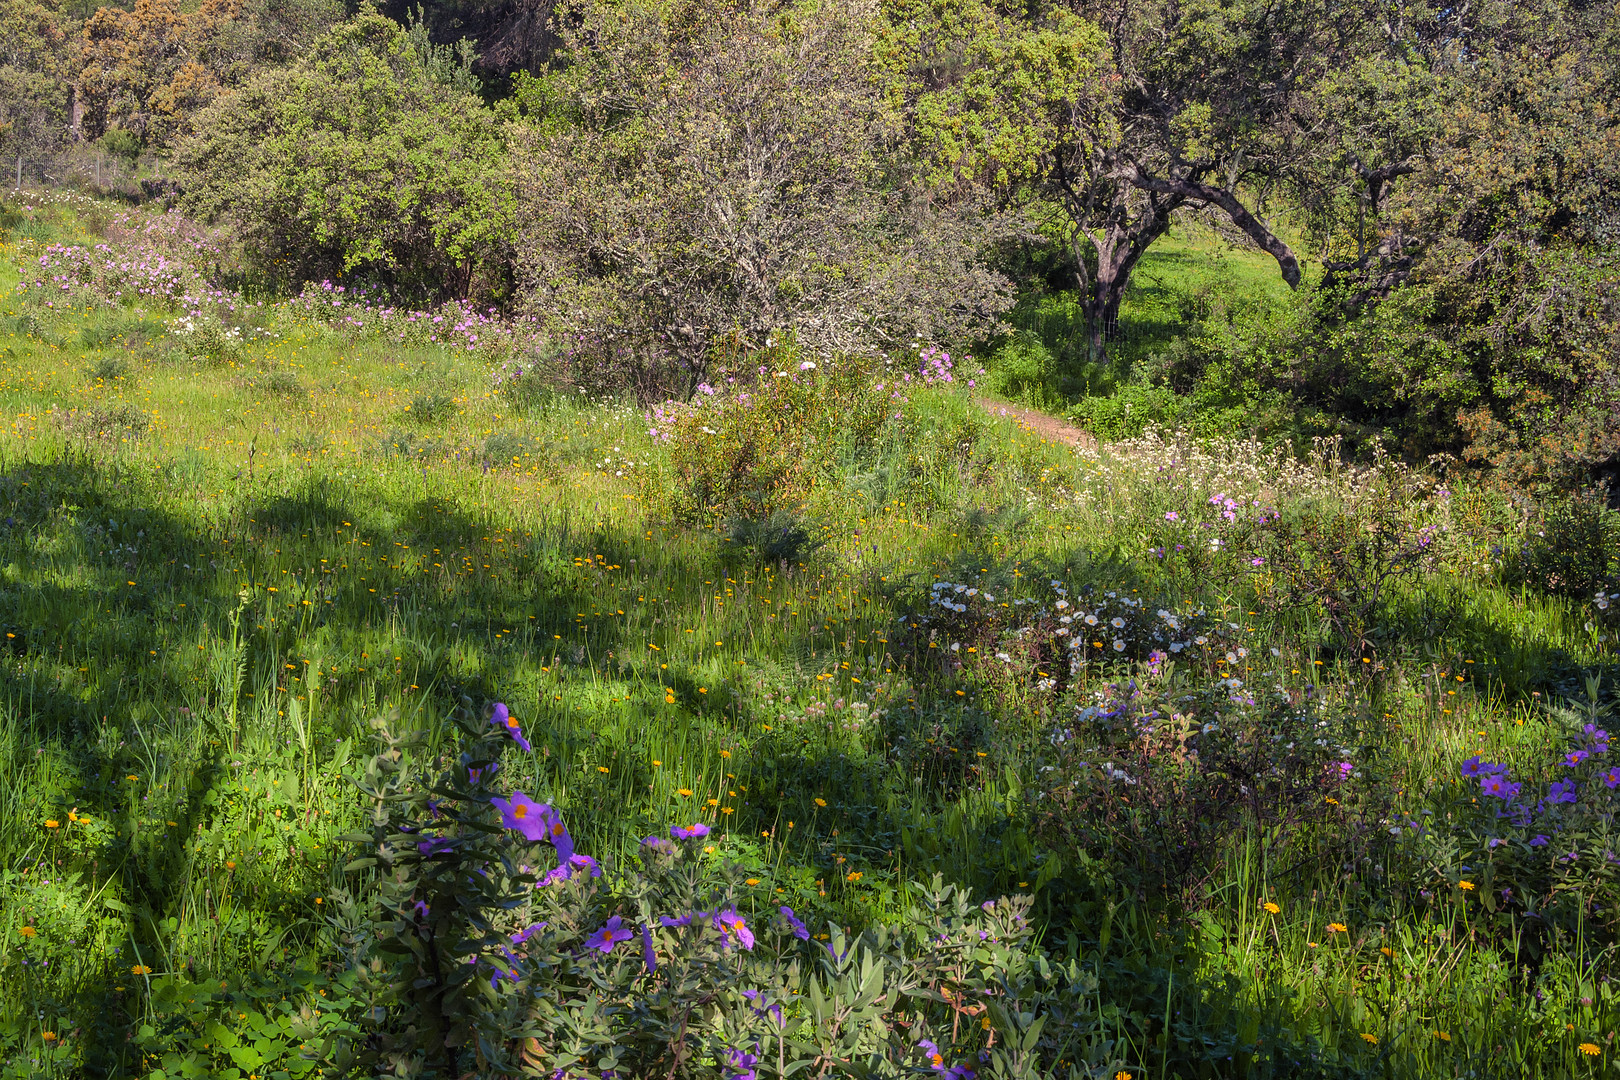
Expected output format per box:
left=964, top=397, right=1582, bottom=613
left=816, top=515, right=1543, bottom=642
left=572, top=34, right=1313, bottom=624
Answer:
left=1, top=193, right=1618, bottom=1079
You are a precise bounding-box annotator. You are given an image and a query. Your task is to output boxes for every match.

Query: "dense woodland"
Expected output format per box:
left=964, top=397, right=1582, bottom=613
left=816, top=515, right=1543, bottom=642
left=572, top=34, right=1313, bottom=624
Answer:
left=3, top=0, right=1618, bottom=484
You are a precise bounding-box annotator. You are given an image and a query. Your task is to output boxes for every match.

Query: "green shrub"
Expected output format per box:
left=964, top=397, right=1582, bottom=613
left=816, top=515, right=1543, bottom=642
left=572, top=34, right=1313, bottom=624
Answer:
left=1065, top=382, right=1186, bottom=441
left=985, top=332, right=1064, bottom=409
left=254, top=369, right=304, bottom=398
left=375, top=427, right=453, bottom=463
left=310, top=705, right=1127, bottom=1080
left=172, top=316, right=243, bottom=365
left=722, top=509, right=827, bottom=567
left=653, top=351, right=895, bottom=523
left=84, top=354, right=129, bottom=382
left=1515, top=491, right=1619, bottom=598
left=175, top=11, right=515, bottom=301
left=408, top=390, right=455, bottom=422
left=482, top=430, right=547, bottom=471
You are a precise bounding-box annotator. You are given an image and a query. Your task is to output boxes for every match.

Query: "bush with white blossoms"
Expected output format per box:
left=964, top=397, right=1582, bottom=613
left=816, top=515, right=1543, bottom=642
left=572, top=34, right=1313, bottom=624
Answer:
left=898, top=572, right=1371, bottom=901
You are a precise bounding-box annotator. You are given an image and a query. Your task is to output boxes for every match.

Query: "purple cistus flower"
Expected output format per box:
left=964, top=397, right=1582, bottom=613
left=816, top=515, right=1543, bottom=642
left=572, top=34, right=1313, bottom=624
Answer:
left=1563, top=750, right=1590, bottom=767
left=1529, top=834, right=1550, bottom=847
left=1549, top=779, right=1578, bottom=804
left=779, top=905, right=810, bottom=940
left=641, top=923, right=657, bottom=974
left=585, top=915, right=633, bottom=953
left=1479, top=773, right=1521, bottom=800
left=671, top=822, right=711, bottom=841
left=511, top=922, right=548, bottom=946
left=920, top=1039, right=977, bottom=1076
left=536, top=806, right=576, bottom=862
left=1603, top=769, right=1620, bottom=789
left=417, top=836, right=455, bottom=857
left=724, top=1047, right=759, bottom=1080
left=492, top=792, right=553, bottom=843
left=713, top=908, right=755, bottom=950
left=539, top=852, right=601, bottom=887
left=491, top=702, right=533, bottom=752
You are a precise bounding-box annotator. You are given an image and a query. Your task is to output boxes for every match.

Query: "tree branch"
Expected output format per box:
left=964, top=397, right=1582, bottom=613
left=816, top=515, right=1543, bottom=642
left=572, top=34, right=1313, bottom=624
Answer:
left=1115, top=160, right=1302, bottom=288
left=1348, top=153, right=1416, bottom=211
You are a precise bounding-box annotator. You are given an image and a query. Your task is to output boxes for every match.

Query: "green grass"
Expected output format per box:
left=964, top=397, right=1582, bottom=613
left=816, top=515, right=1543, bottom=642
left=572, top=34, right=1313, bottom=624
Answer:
left=2, top=195, right=1620, bottom=1079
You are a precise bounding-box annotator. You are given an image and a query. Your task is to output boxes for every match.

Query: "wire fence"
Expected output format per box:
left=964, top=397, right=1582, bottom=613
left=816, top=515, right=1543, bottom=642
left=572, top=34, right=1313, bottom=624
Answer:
left=6, top=150, right=152, bottom=196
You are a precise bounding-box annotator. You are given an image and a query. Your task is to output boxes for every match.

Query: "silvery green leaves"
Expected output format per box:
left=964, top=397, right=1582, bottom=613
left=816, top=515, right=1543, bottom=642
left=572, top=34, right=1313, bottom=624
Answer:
left=322, top=702, right=1124, bottom=1078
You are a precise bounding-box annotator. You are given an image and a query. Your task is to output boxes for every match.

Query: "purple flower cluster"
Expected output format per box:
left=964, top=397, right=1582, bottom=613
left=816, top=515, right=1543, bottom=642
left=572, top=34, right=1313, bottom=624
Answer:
left=656, top=906, right=756, bottom=950
left=1456, top=722, right=1620, bottom=855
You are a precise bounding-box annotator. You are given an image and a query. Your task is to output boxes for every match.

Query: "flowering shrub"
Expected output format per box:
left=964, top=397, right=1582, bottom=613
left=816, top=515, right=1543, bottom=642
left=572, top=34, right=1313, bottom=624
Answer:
left=1402, top=682, right=1620, bottom=945
left=1030, top=658, right=1369, bottom=900
left=308, top=700, right=1129, bottom=1079
left=1095, top=437, right=1445, bottom=662
left=285, top=281, right=530, bottom=357
left=651, top=349, right=900, bottom=523
left=904, top=574, right=1223, bottom=688
left=898, top=574, right=1373, bottom=899
left=10, top=205, right=540, bottom=362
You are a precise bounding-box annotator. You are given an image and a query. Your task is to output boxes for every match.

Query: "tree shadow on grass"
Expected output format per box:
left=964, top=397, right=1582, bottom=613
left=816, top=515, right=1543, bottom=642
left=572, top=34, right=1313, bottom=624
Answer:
left=0, top=452, right=645, bottom=1072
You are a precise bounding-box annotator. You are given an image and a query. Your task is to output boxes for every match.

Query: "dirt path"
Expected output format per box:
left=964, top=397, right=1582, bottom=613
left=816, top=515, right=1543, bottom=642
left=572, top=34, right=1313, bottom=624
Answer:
left=976, top=397, right=1097, bottom=451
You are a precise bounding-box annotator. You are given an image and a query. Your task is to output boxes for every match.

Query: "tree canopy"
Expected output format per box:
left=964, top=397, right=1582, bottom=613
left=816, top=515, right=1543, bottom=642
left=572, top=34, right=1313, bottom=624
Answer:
left=175, top=8, right=514, bottom=299
left=511, top=0, right=1017, bottom=393
left=11, top=0, right=1599, bottom=484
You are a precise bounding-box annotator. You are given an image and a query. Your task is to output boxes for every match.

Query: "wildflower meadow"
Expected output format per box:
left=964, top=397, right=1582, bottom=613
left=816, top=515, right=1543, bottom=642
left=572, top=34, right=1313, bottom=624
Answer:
left=1, top=191, right=1618, bottom=1080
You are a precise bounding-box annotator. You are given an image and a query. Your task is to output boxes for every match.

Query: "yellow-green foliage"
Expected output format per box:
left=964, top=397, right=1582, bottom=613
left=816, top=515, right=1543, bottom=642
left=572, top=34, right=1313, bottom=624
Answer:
left=655, top=353, right=897, bottom=522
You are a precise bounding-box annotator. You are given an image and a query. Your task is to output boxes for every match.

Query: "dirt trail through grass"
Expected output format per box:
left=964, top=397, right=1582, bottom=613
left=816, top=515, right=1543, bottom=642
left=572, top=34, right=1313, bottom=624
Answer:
left=977, top=396, right=1097, bottom=451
